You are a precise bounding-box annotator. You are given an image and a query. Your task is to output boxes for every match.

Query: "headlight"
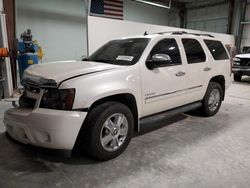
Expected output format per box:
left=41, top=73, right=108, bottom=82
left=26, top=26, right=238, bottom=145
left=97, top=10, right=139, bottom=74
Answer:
left=233, top=57, right=240, bottom=62
left=40, top=88, right=75, bottom=110
left=233, top=57, right=241, bottom=66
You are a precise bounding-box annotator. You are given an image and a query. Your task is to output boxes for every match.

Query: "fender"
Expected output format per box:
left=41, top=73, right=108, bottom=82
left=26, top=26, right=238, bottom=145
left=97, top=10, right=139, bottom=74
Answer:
left=58, top=65, right=142, bottom=117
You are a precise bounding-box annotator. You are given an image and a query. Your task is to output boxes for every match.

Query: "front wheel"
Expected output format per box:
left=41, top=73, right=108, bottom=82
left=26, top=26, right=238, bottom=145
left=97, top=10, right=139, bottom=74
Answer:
left=201, top=82, right=223, bottom=117
left=80, top=102, right=134, bottom=161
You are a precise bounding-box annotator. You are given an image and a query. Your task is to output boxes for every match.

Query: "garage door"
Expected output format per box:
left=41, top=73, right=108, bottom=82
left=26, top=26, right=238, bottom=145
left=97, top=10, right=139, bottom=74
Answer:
left=186, top=3, right=229, bottom=34
left=241, top=5, right=250, bottom=52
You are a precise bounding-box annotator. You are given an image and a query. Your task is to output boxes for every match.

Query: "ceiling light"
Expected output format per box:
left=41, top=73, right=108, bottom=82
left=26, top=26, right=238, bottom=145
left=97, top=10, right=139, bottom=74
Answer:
left=133, top=0, right=171, bottom=9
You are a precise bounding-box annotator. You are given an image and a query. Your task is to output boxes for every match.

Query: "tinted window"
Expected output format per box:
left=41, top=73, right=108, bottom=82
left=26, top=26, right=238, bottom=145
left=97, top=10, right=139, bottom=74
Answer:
left=204, top=40, right=229, bottom=60
left=149, top=39, right=181, bottom=65
left=88, top=38, right=150, bottom=65
left=182, top=39, right=206, bottom=64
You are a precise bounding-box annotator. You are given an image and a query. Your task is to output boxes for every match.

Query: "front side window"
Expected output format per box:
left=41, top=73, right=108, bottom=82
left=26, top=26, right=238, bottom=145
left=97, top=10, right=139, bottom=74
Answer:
left=182, top=38, right=206, bottom=64
left=149, top=38, right=182, bottom=65
left=88, top=38, right=150, bottom=66
left=204, top=40, right=229, bottom=60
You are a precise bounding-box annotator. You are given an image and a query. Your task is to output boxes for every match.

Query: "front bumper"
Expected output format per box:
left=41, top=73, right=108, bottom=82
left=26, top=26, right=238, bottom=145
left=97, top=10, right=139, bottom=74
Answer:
left=232, top=67, right=250, bottom=76
left=4, top=108, right=87, bottom=150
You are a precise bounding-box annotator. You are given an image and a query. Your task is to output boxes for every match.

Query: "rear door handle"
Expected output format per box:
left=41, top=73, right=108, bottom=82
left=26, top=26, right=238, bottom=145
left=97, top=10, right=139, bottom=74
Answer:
left=203, top=67, right=211, bottom=72
left=175, top=71, right=186, bottom=77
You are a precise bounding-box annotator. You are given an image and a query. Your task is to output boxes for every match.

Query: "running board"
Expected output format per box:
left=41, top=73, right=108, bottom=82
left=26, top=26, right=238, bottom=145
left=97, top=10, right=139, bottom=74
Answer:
left=139, top=102, right=202, bottom=130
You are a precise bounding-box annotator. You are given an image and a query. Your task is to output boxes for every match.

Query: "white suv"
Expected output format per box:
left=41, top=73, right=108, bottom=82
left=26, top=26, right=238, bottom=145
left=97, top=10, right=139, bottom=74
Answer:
left=4, top=31, right=232, bottom=160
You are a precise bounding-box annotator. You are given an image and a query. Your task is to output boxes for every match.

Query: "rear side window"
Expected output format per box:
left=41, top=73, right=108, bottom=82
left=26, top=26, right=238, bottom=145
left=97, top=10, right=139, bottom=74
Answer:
left=204, top=40, right=229, bottom=60
left=182, top=39, right=206, bottom=64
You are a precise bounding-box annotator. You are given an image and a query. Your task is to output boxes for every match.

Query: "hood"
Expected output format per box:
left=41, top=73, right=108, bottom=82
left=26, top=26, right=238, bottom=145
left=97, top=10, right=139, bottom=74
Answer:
left=235, top=53, right=250, bottom=59
left=24, top=60, right=120, bottom=84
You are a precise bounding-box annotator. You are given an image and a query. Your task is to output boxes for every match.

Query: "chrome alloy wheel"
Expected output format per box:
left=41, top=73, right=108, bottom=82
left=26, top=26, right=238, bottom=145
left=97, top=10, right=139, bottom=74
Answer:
left=100, top=113, right=128, bottom=152
left=208, top=88, right=220, bottom=112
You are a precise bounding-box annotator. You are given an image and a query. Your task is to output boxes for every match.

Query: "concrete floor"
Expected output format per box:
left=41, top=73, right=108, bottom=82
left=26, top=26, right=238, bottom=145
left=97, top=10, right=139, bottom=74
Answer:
left=1, top=78, right=250, bottom=188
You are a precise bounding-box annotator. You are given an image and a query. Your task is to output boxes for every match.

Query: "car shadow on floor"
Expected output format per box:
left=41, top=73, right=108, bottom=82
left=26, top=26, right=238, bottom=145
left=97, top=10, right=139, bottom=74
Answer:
left=0, top=110, right=226, bottom=166
left=1, top=132, right=98, bottom=165
left=233, top=76, right=250, bottom=85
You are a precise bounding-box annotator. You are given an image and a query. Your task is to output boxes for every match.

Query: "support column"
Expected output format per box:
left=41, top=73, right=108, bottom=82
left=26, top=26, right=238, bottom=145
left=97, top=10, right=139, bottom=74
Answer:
left=3, top=0, right=16, bottom=89
left=231, top=0, right=247, bottom=53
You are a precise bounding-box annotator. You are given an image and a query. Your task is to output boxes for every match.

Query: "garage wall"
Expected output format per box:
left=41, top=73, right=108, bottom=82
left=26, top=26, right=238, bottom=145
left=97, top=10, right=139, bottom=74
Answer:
left=16, top=0, right=87, bottom=62
left=186, top=1, right=229, bottom=33
left=16, top=0, right=179, bottom=62
left=124, top=1, right=180, bottom=27
left=0, top=0, right=2, bottom=12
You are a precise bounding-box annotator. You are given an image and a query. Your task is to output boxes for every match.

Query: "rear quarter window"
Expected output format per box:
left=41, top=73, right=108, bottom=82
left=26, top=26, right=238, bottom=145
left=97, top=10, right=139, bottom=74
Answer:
left=204, top=40, right=229, bottom=60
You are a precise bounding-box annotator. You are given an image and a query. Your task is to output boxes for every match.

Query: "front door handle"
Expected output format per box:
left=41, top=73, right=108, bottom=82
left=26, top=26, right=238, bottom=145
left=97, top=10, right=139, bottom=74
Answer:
left=203, top=67, right=211, bottom=72
left=175, top=71, right=186, bottom=77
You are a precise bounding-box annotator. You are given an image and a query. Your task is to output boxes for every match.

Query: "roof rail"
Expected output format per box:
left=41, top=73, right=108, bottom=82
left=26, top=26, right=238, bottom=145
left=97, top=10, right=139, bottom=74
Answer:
left=154, top=31, right=214, bottom=38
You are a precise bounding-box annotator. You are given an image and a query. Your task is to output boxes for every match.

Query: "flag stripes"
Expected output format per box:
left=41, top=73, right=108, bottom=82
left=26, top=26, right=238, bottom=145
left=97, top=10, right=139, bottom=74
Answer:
left=90, top=0, right=123, bottom=20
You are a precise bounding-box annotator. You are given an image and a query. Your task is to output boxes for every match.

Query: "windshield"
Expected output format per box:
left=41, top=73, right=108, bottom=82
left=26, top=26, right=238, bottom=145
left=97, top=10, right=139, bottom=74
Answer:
left=88, top=38, right=150, bottom=65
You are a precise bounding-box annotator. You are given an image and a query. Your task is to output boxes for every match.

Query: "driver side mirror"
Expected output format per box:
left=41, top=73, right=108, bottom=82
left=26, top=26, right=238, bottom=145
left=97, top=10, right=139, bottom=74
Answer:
left=146, top=54, right=172, bottom=70
left=82, top=55, right=87, bottom=61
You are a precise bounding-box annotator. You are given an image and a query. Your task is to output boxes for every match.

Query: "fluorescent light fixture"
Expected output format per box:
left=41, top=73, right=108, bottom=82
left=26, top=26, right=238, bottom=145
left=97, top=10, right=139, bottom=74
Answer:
left=133, top=0, right=171, bottom=9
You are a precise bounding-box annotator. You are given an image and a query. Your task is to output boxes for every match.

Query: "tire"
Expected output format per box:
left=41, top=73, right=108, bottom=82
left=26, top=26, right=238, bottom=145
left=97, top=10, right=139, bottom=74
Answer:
left=234, top=74, right=242, bottom=82
left=78, top=102, right=134, bottom=161
left=201, top=82, right=223, bottom=117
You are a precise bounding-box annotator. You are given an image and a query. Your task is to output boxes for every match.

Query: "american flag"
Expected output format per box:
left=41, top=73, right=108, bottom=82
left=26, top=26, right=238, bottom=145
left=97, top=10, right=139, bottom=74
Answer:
left=90, top=0, right=123, bottom=20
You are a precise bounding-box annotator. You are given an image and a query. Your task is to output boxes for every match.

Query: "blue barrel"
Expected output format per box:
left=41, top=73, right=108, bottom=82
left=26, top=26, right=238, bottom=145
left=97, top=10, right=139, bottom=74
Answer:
left=18, top=53, right=39, bottom=80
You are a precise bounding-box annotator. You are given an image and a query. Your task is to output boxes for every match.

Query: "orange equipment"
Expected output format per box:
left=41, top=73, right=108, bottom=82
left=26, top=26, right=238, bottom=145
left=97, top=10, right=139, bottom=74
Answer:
left=0, top=48, right=9, bottom=57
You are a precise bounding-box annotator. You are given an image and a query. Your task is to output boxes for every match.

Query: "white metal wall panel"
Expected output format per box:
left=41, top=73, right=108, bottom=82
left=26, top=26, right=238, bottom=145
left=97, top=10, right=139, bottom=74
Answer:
left=88, top=16, right=235, bottom=55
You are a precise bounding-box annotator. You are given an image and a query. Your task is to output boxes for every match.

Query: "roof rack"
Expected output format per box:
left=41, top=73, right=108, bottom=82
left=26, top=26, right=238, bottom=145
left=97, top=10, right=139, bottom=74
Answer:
left=146, top=31, right=214, bottom=38
left=171, top=31, right=214, bottom=38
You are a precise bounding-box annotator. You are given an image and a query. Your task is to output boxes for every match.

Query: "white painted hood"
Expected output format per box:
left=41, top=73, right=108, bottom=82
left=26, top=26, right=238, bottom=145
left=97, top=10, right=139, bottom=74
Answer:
left=24, top=61, right=120, bottom=84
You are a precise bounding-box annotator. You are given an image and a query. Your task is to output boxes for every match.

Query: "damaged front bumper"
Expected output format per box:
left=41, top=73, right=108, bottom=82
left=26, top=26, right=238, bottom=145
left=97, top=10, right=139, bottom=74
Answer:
left=4, top=107, right=87, bottom=150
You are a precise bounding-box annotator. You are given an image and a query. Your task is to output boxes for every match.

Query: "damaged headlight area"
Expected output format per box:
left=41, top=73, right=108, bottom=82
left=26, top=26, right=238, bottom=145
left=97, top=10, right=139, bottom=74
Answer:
left=40, top=88, right=75, bottom=110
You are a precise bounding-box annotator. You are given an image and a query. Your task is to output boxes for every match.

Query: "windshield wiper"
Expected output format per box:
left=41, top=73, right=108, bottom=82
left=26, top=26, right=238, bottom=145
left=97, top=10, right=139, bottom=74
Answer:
left=93, top=59, right=114, bottom=64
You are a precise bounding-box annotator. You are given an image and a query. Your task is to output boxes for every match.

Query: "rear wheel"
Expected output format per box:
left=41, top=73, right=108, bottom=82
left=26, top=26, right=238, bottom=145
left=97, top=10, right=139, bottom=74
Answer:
left=79, top=102, right=133, bottom=161
left=201, top=82, right=223, bottom=117
left=234, top=74, right=242, bottom=82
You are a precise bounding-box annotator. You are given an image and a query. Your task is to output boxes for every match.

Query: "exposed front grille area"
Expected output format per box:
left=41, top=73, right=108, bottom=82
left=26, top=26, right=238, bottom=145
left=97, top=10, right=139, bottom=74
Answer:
left=239, top=58, right=250, bottom=67
left=19, top=94, right=36, bottom=109
left=19, top=83, right=43, bottom=109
